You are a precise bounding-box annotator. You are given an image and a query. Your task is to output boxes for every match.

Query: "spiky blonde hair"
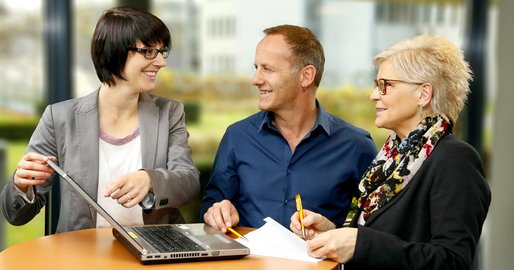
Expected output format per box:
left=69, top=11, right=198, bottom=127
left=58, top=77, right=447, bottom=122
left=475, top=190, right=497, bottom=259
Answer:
left=373, top=35, right=473, bottom=124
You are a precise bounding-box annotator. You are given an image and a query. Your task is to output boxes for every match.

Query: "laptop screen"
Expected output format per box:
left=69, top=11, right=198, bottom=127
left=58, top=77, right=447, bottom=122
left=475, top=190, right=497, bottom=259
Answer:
left=46, top=158, right=148, bottom=254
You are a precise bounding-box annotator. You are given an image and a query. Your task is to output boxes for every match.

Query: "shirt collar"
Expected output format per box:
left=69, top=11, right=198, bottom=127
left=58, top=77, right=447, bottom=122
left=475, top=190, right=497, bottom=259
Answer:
left=258, top=99, right=332, bottom=136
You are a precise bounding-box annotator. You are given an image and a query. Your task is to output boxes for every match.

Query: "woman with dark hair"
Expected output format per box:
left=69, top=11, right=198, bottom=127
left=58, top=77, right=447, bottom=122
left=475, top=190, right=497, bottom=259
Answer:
left=290, top=35, right=491, bottom=269
left=1, top=7, right=200, bottom=233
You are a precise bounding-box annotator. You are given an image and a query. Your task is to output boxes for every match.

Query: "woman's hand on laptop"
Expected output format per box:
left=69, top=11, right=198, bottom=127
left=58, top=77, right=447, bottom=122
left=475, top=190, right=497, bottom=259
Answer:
left=203, top=199, right=240, bottom=233
left=104, top=170, right=152, bottom=208
left=13, top=152, right=56, bottom=192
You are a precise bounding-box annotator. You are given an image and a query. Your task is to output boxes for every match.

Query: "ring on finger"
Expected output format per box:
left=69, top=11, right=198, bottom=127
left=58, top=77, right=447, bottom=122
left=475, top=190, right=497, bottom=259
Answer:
left=126, top=194, right=132, bottom=202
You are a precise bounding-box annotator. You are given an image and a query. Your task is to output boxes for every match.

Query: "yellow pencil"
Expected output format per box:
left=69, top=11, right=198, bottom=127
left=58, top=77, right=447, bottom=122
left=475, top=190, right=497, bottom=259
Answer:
left=295, top=193, right=306, bottom=238
left=227, top=227, right=249, bottom=241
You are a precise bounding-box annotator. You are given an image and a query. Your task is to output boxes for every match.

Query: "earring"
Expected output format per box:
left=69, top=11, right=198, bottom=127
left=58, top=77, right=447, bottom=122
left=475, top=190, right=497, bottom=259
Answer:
left=418, top=103, right=424, bottom=119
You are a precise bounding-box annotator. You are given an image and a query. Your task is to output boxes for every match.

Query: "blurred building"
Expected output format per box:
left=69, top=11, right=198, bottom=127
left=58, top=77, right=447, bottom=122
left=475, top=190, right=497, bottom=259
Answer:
left=199, top=0, right=311, bottom=77
left=197, top=0, right=468, bottom=89
left=0, top=1, right=43, bottom=114
left=154, top=0, right=200, bottom=72
left=0, top=0, right=487, bottom=111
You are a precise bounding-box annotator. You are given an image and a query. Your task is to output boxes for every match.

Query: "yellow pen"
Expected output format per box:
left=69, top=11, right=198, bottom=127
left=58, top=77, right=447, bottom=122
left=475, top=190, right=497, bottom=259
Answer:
left=227, top=227, right=249, bottom=242
left=295, top=193, right=306, bottom=239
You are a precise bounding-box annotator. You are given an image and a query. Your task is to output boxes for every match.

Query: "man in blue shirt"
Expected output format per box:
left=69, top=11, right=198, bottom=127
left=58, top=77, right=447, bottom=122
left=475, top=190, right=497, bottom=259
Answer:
left=200, top=25, right=377, bottom=232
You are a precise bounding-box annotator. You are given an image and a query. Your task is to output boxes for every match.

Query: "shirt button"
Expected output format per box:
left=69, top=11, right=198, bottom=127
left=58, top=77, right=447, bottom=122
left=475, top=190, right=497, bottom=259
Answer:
left=284, top=200, right=288, bottom=204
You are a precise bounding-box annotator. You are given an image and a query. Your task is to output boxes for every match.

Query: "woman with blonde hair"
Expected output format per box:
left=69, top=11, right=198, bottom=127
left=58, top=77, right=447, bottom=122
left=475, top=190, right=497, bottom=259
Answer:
left=290, top=35, right=491, bottom=269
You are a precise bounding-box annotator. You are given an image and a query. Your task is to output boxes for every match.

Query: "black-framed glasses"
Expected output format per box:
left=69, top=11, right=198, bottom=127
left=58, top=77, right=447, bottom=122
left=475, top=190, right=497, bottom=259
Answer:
left=128, top=47, right=170, bottom=59
left=373, top=78, right=423, bottom=95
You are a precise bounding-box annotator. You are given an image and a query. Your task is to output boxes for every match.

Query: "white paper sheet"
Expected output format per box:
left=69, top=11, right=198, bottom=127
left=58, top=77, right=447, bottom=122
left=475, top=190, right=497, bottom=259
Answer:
left=235, top=217, right=322, bottom=263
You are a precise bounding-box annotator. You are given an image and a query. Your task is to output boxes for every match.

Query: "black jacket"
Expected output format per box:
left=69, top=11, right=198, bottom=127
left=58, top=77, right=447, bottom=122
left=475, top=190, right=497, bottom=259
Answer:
left=345, top=135, right=491, bottom=270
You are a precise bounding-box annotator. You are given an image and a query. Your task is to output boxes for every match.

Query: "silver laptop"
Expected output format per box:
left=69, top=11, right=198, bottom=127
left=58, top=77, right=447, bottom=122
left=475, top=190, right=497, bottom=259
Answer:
left=46, top=159, right=249, bottom=264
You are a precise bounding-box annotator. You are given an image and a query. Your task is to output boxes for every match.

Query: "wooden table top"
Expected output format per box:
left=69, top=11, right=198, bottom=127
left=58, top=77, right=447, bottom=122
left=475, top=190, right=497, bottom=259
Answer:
left=0, top=226, right=339, bottom=270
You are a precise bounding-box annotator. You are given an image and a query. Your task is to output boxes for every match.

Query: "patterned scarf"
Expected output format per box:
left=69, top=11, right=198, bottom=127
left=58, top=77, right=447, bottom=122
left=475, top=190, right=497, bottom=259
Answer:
left=357, top=114, right=450, bottom=221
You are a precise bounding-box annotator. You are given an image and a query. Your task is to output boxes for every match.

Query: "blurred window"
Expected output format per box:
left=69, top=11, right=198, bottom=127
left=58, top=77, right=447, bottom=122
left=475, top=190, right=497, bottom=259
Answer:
left=0, top=1, right=495, bottom=256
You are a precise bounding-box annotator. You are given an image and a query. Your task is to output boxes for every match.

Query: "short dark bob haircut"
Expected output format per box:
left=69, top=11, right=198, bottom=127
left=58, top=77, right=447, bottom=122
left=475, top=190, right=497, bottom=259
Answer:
left=91, top=6, right=172, bottom=86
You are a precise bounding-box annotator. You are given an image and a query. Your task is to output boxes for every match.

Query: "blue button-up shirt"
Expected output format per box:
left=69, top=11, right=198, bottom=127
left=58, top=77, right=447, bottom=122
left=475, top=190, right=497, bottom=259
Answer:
left=200, top=103, right=377, bottom=228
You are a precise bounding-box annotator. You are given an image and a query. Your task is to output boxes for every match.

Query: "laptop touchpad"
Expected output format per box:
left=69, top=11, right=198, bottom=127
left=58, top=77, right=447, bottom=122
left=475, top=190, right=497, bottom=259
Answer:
left=194, top=235, right=231, bottom=246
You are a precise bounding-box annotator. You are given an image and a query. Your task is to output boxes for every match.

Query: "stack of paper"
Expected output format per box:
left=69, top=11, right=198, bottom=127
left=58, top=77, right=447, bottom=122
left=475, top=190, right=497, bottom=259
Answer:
left=236, top=217, right=322, bottom=263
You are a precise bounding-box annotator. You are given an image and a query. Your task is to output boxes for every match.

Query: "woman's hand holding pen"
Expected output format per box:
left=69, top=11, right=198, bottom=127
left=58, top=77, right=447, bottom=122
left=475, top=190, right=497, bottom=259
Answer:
left=203, top=199, right=240, bottom=233
left=290, top=209, right=336, bottom=239
left=290, top=209, right=356, bottom=263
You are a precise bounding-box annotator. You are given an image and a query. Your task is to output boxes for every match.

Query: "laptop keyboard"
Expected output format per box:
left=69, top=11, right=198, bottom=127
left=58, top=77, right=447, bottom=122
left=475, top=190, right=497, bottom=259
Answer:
left=132, top=226, right=206, bottom=253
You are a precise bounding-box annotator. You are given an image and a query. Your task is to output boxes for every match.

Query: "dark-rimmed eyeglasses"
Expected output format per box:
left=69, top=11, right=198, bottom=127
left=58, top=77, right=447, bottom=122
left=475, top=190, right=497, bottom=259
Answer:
left=128, top=47, right=170, bottom=59
left=374, top=78, right=423, bottom=95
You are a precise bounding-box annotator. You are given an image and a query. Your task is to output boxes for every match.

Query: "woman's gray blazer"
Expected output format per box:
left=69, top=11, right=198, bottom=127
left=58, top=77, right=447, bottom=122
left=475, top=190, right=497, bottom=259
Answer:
left=1, top=89, right=200, bottom=233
